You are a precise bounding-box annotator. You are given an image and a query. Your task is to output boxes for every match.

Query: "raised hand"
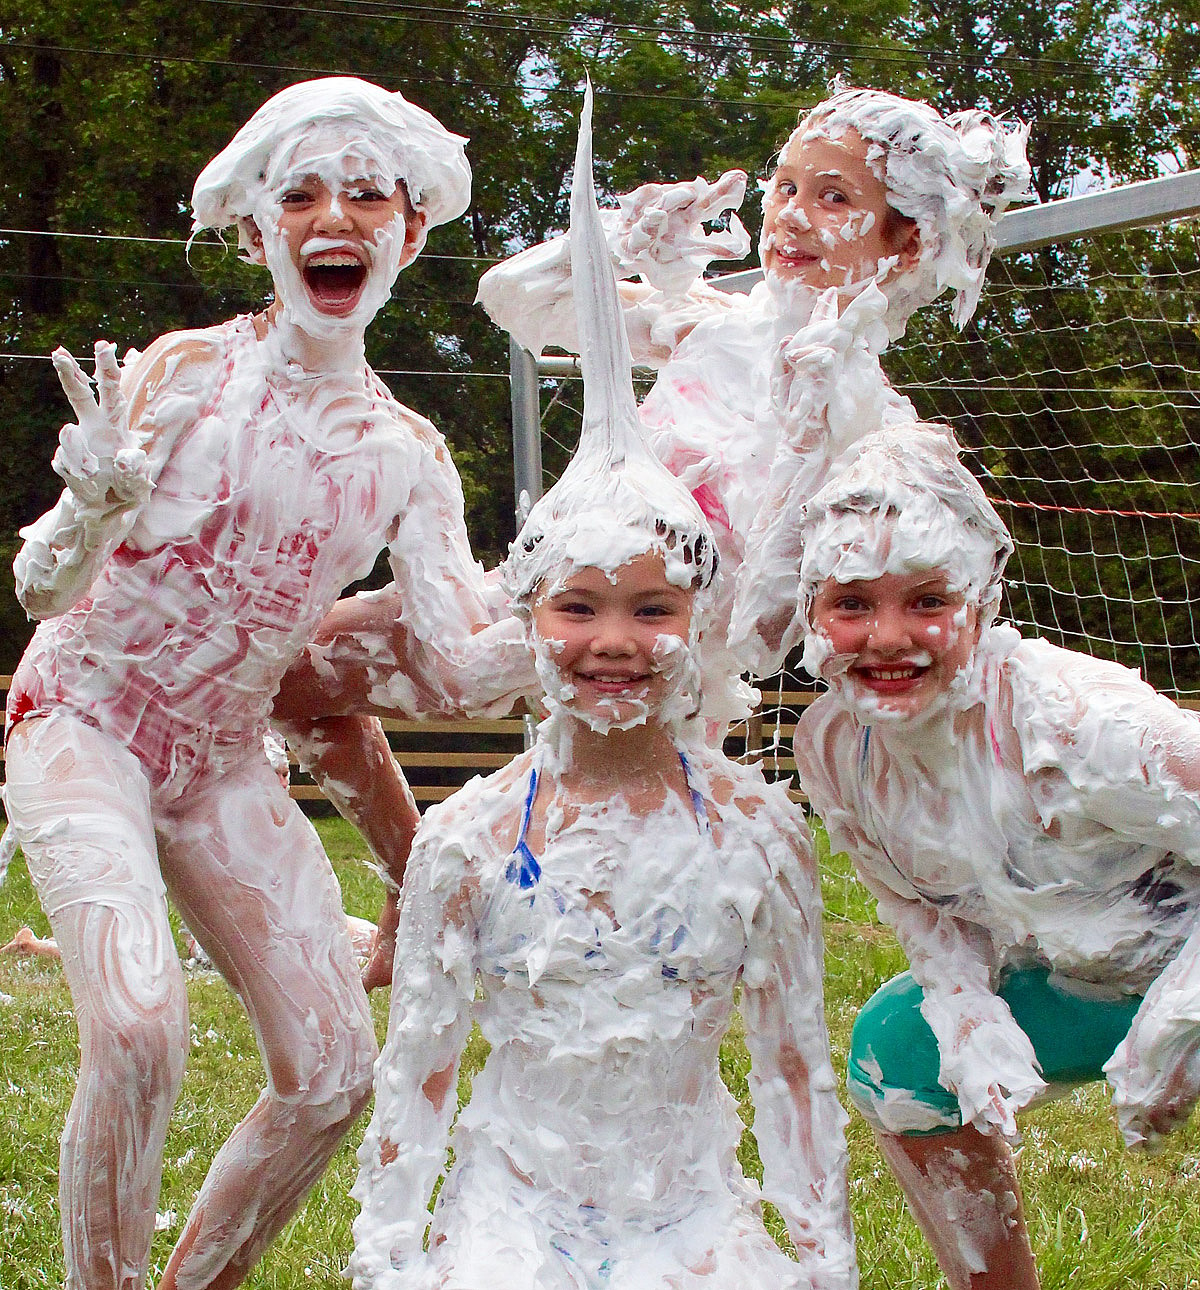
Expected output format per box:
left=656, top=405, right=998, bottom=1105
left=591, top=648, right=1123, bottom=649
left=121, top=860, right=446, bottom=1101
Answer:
left=51, top=341, right=150, bottom=511
left=770, top=282, right=896, bottom=458
left=614, top=169, right=750, bottom=295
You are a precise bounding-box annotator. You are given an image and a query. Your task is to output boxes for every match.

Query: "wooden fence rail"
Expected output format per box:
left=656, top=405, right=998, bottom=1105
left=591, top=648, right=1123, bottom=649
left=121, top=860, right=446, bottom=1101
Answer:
left=4, top=677, right=1192, bottom=810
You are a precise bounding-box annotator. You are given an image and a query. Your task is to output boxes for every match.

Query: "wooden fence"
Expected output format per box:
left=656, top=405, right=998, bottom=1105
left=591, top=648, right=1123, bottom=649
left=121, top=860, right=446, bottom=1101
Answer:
left=5, top=676, right=1192, bottom=810
left=0, top=676, right=815, bottom=808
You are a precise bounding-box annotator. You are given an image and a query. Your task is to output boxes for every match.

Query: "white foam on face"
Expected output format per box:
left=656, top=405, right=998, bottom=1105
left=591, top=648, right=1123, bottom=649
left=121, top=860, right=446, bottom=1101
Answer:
left=248, top=125, right=413, bottom=342
left=792, top=423, right=1012, bottom=723
left=791, top=86, right=1031, bottom=334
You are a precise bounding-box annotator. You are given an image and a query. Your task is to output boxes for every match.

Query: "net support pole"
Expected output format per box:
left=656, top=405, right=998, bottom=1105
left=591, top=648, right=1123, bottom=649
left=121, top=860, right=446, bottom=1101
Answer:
left=509, top=337, right=543, bottom=529
left=509, top=337, right=543, bottom=751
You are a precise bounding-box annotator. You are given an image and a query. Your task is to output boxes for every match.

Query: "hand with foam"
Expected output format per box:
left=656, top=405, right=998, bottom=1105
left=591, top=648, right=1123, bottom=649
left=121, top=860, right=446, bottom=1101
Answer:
left=50, top=341, right=151, bottom=516
left=614, top=169, right=750, bottom=295
left=770, top=282, right=894, bottom=460
left=929, top=989, right=1047, bottom=1139
left=1105, top=963, right=1200, bottom=1151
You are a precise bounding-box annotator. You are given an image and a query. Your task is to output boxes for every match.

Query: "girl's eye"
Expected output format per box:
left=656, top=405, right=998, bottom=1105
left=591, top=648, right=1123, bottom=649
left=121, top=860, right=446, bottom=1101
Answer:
left=820, top=186, right=849, bottom=204
left=280, top=190, right=312, bottom=206
left=636, top=604, right=672, bottom=619
left=556, top=601, right=593, bottom=617
left=351, top=188, right=387, bottom=202
left=915, top=594, right=949, bottom=611
left=833, top=598, right=868, bottom=614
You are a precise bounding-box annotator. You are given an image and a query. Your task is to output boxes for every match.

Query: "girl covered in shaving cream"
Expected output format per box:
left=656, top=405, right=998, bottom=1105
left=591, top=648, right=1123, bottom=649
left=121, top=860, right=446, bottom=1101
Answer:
left=350, top=90, right=855, bottom=1290
left=772, top=424, right=1200, bottom=1290
left=4, top=77, right=533, bottom=1290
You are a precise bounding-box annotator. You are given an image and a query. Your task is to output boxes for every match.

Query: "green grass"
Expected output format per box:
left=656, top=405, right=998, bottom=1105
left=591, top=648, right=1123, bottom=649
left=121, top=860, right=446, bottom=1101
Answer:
left=2, top=816, right=1199, bottom=1288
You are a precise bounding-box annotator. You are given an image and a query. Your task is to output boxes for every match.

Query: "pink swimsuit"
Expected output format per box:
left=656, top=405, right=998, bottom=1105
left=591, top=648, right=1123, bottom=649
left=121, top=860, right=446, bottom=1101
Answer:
left=9, top=315, right=421, bottom=795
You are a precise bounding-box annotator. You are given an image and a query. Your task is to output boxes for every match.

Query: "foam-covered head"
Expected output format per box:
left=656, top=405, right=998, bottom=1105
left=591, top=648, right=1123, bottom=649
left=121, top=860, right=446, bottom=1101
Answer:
left=501, top=84, right=717, bottom=732
left=783, top=86, right=1030, bottom=335
left=799, top=422, right=1012, bottom=626
left=192, top=77, right=471, bottom=248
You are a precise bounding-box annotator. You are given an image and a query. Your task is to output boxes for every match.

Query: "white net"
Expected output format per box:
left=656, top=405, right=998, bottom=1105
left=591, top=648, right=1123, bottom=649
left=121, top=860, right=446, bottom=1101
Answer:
left=887, top=216, right=1200, bottom=702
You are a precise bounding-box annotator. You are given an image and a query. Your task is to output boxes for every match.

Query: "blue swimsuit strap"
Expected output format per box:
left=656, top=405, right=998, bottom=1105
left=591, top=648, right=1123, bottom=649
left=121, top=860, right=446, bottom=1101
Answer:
left=677, top=749, right=711, bottom=835
left=506, top=749, right=710, bottom=890
left=506, top=763, right=542, bottom=889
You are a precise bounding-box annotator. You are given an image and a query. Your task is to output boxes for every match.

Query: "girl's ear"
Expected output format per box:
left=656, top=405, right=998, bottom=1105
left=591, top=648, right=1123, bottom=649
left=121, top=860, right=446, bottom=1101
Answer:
left=892, top=220, right=922, bottom=274
left=240, top=216, right=268, bottom=266
left=398, top=207, right=429, bottom=270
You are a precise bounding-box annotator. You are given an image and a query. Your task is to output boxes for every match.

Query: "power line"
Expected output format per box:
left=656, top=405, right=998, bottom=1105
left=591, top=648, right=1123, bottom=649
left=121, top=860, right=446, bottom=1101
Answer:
left=192, top=0, right=1172, bottom=83
left=0, top=227, right=496, bottom=264
left=0, top=351, right=510, bottom=378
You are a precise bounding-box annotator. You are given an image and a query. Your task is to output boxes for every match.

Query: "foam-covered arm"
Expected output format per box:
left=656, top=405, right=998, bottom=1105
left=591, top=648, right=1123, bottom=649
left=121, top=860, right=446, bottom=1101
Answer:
left=728, top=287, right=916, bottom=675
left=1106, top=918, right=1200, bottom=1150
left=349, top=832, right=477, bottom=1289
left=475, top=174, right=747, bottom=366
left=1100, top=704, right=1200, bottom=1149
left=15, top=342, right=154, bottom=618
left=741, top=806, right=857, bottom=1289
left=873, top=885, right=1044, bottom=1138
left=382, top=428, right=538, bottom=717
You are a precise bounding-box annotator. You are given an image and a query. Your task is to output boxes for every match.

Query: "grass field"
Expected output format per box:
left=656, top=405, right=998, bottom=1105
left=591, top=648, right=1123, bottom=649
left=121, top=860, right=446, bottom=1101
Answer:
left=2, top=814, right=1198, bottom=1289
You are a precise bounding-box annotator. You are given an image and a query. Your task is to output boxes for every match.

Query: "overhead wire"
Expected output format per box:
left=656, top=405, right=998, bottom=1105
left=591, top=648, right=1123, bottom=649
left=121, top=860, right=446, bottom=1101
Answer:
left=0, top=227, right=497, bottom=263
left=191, top=0, right=1174, bottom=82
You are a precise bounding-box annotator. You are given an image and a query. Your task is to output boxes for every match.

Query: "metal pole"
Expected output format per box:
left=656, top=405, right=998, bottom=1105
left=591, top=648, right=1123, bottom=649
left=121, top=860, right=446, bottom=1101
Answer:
left=508, top=337, right=544, bottom=750
left=509, top=336, right=543, bottom=529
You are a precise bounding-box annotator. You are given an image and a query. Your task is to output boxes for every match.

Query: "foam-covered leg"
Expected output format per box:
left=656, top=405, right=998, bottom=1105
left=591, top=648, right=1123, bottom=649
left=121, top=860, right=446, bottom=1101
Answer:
left=875, top=1125, right=1039, bottom=1290
left=4, top=714, right=188, bottom=1290
left=156, top=754, right=377, bottom=1290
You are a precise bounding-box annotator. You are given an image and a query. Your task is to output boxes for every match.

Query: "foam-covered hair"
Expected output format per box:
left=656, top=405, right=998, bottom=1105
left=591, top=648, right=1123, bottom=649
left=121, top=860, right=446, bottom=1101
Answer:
left=191, top=77, right=471, bottom=248
left=502, top=84, right=718, bottom=611
left=799, top=422, right=1013, bottom=622
left=797, top=86, right=1031, bottom=333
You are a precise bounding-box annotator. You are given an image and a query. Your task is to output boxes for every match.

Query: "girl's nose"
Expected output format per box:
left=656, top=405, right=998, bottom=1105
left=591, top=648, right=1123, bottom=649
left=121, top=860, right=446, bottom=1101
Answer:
left=313, top=192, right=353, bottom=233
left=867, top=606, right=914, bottom=652
left=592, top=615, right=638, bottom=656
left=776, top=202, right=812, bottom=232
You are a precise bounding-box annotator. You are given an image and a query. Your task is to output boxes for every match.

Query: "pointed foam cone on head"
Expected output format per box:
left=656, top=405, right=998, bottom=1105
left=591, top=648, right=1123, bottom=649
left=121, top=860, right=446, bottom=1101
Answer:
left=503, top=81, right=718, bottom=611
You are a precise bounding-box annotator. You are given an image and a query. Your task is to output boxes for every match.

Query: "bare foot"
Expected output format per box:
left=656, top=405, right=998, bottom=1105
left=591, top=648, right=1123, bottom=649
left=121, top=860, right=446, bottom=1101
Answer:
left=1, top=926, right=62, bottom=960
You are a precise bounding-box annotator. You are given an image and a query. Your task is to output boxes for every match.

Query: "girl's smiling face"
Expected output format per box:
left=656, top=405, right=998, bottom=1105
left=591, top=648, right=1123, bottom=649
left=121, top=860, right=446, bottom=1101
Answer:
left=809, top=569, right=981, bottom=722
left=760, top=128, right=919, bottom=291
left=271, top=175, right=423, bottom=318
left=531, top=554, right=694, bottom=727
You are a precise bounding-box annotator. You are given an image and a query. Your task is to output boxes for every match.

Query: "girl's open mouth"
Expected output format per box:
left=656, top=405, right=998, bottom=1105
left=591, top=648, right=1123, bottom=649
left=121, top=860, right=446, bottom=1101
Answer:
left=303, top=253, right=368, bottom=311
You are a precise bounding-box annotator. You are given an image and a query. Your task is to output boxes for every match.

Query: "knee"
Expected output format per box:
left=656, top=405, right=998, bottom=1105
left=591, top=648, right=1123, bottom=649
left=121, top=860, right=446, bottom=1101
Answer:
left=82, top=987, right=189, bottom=1108
left=848, top=972, right=961, bottom=1136
left=281, top=1012, right=377, bottom=1133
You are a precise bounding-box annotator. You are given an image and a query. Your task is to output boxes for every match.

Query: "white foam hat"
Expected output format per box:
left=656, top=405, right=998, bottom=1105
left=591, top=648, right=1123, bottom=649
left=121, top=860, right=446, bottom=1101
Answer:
left=191, top=76, right=471, bottom=236
left=503, top=82, right=718, bottom=609
left=798, top=421, right=1014, bottom=618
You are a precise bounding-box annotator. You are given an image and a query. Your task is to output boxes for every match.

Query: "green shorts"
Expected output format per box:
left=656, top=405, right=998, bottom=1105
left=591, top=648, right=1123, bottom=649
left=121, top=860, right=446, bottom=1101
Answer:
left=846, top=966, right=1143, bottom=1135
